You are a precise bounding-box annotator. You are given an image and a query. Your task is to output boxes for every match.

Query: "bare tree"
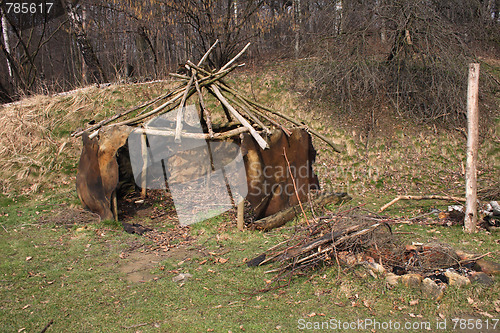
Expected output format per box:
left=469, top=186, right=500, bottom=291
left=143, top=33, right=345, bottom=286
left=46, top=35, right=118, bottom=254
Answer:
left=60, top=0, right=106, bottom=83
left=293, top=0, right=301, bottom=58
left=1, top=7, right=12, bottom=80
left=302, top=0, right=499, bottom=127
left=164, top=0, right=264, bottom=68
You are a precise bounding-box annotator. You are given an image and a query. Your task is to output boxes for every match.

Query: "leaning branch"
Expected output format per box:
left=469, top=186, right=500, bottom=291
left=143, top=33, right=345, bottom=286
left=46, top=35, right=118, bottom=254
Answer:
left=209, top=85, right=269, bottom=150
left=379, top=195, right=466, bottom=213
left=174, top=40, right=219, bottom=142
left=71, top=87, right=181, bottom=137
left=218, top=82, right=343, bottom=153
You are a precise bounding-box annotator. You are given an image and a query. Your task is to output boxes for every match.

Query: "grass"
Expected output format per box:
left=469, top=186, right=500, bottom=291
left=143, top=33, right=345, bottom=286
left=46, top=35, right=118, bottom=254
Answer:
left=1, top=208, right=499, bottom=332
left=0, top=63, right=499, bottom=332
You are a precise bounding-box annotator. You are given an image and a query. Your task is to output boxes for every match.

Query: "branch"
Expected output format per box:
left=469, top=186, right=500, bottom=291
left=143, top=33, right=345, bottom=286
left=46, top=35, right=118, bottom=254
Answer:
left=137, top=125, right=251, bottom=140
left=283, top=147, right=309, bottom=226
left=209, top=84, right=269, bottom=150
left=378, top=195, right=466, bottom=213
left=194, top=75, right=214, bottom=138
left=219, top=42, right=250, bottom=71
left=251, top=193, right=350, bottom=231
left=218, top=82, right=343, bottom=152
left=175, top=40, right=218, bottom=142
left=71, top=86, right=183, bottom=137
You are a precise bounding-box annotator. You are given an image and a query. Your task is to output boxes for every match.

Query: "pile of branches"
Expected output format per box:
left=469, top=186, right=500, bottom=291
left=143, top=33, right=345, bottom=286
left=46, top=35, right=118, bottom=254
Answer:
left=248, top=206, right=496, bottom=292
left=71, top=40, right=341, bottom=152
left=248, top=207, right=395, bottom=288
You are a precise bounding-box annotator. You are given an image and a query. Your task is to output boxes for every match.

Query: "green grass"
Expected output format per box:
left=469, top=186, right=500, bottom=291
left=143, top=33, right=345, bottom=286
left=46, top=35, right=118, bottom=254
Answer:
left=1, top=62, right=499, bottom=332
left=1, top=206, right=499, bottom=332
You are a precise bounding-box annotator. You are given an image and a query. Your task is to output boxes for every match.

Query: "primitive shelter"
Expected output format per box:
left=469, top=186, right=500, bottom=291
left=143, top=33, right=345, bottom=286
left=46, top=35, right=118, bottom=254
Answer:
left=72, top=41, right=343, bottom=229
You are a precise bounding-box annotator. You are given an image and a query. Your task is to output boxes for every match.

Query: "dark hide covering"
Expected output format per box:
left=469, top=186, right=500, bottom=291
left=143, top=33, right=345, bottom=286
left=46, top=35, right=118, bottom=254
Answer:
left=241, top=128, right=320, bottom=219
left=76, top=133, right=113, bottom=220
left=76, top=126, right=131, bottom=220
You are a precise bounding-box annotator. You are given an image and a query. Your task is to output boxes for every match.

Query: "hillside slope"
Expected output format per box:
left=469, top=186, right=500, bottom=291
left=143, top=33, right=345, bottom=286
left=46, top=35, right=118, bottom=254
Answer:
left=0, top=64, right=498, bottom=211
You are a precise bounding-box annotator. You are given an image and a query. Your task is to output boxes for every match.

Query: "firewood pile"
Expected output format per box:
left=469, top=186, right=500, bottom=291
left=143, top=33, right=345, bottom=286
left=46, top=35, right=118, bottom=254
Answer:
left=249, top=207, right=499, bottom=296
left=248, top=207, right=394, bottom=277
left=71, top=40, right=342, bottom=153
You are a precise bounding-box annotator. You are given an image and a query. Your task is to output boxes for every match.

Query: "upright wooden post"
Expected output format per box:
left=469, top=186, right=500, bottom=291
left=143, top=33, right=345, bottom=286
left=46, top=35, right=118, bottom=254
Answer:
left=140, top=132, right=148, bottom=199
left=464, top=63, right=480, bottom=233
left=237, top=200, right=245, bottom=231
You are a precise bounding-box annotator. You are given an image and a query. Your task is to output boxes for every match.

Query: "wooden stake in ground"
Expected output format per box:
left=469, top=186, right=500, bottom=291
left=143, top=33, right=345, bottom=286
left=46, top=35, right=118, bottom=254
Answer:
left=237, top=199, right=245, bottom=231
left=464, top=63, right=480, bottom=233
left=140, top=132, right=148, bottom=198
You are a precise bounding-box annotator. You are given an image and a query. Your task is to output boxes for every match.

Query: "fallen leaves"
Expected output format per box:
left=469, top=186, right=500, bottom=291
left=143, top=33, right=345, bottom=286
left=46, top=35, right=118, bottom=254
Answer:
left=467, top=297, right=497, bottom=318
left=216, top=257, right=229, bottom=264
left=494, top=300, right=500, bottom=313
left=478, top=311, right=493, bottom=318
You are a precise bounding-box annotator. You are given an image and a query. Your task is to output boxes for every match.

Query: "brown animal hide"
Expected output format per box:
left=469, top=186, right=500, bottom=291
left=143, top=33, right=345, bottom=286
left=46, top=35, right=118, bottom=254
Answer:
left=98, top=126, right=132, bottom=200
left=76, top=126, right=131, bottom=220
left=76, top=133, right=113, bottom=220
left=241, top=128, right=320, bottom=219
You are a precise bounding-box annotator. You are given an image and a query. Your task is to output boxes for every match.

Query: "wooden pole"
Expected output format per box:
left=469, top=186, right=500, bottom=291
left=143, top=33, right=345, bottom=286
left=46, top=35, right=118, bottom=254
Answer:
left=174, top=40, right=219, bottom=143
left=209, top=85, right=269, bottom=150
left=237, top=200, right=245, bottom=231
left=140, top=132, right=148, bottom=199
left=464, top=63, right=480, bottom=233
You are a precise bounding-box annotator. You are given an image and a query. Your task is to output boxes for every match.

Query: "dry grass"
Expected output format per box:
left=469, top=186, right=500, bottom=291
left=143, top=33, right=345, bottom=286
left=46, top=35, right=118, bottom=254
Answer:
left=0, top=82, right=173, bottom=196
left=0, top=94, right=60, bottom=195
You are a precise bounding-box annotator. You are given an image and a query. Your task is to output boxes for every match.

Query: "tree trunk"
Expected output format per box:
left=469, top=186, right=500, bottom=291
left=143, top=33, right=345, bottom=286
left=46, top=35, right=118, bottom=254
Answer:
left=1, top=8, right=12, bottom=80
left=60, top=0, right=106, bottom=84
left=293, top=0, right=301, bottom=59
left=376, top=0, right=387, bottom=43
left=233, top=0, right=238, bottom=26
left=336, top=0, right=343, bottom=35
left=81, top=5, right=88, bottom=84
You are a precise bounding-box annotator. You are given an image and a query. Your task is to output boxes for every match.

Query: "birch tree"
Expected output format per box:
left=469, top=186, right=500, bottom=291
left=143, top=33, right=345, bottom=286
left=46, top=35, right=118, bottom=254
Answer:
left=60, top=0, right=107, bottom=83
left=1, top=7, right=12, bottom=80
